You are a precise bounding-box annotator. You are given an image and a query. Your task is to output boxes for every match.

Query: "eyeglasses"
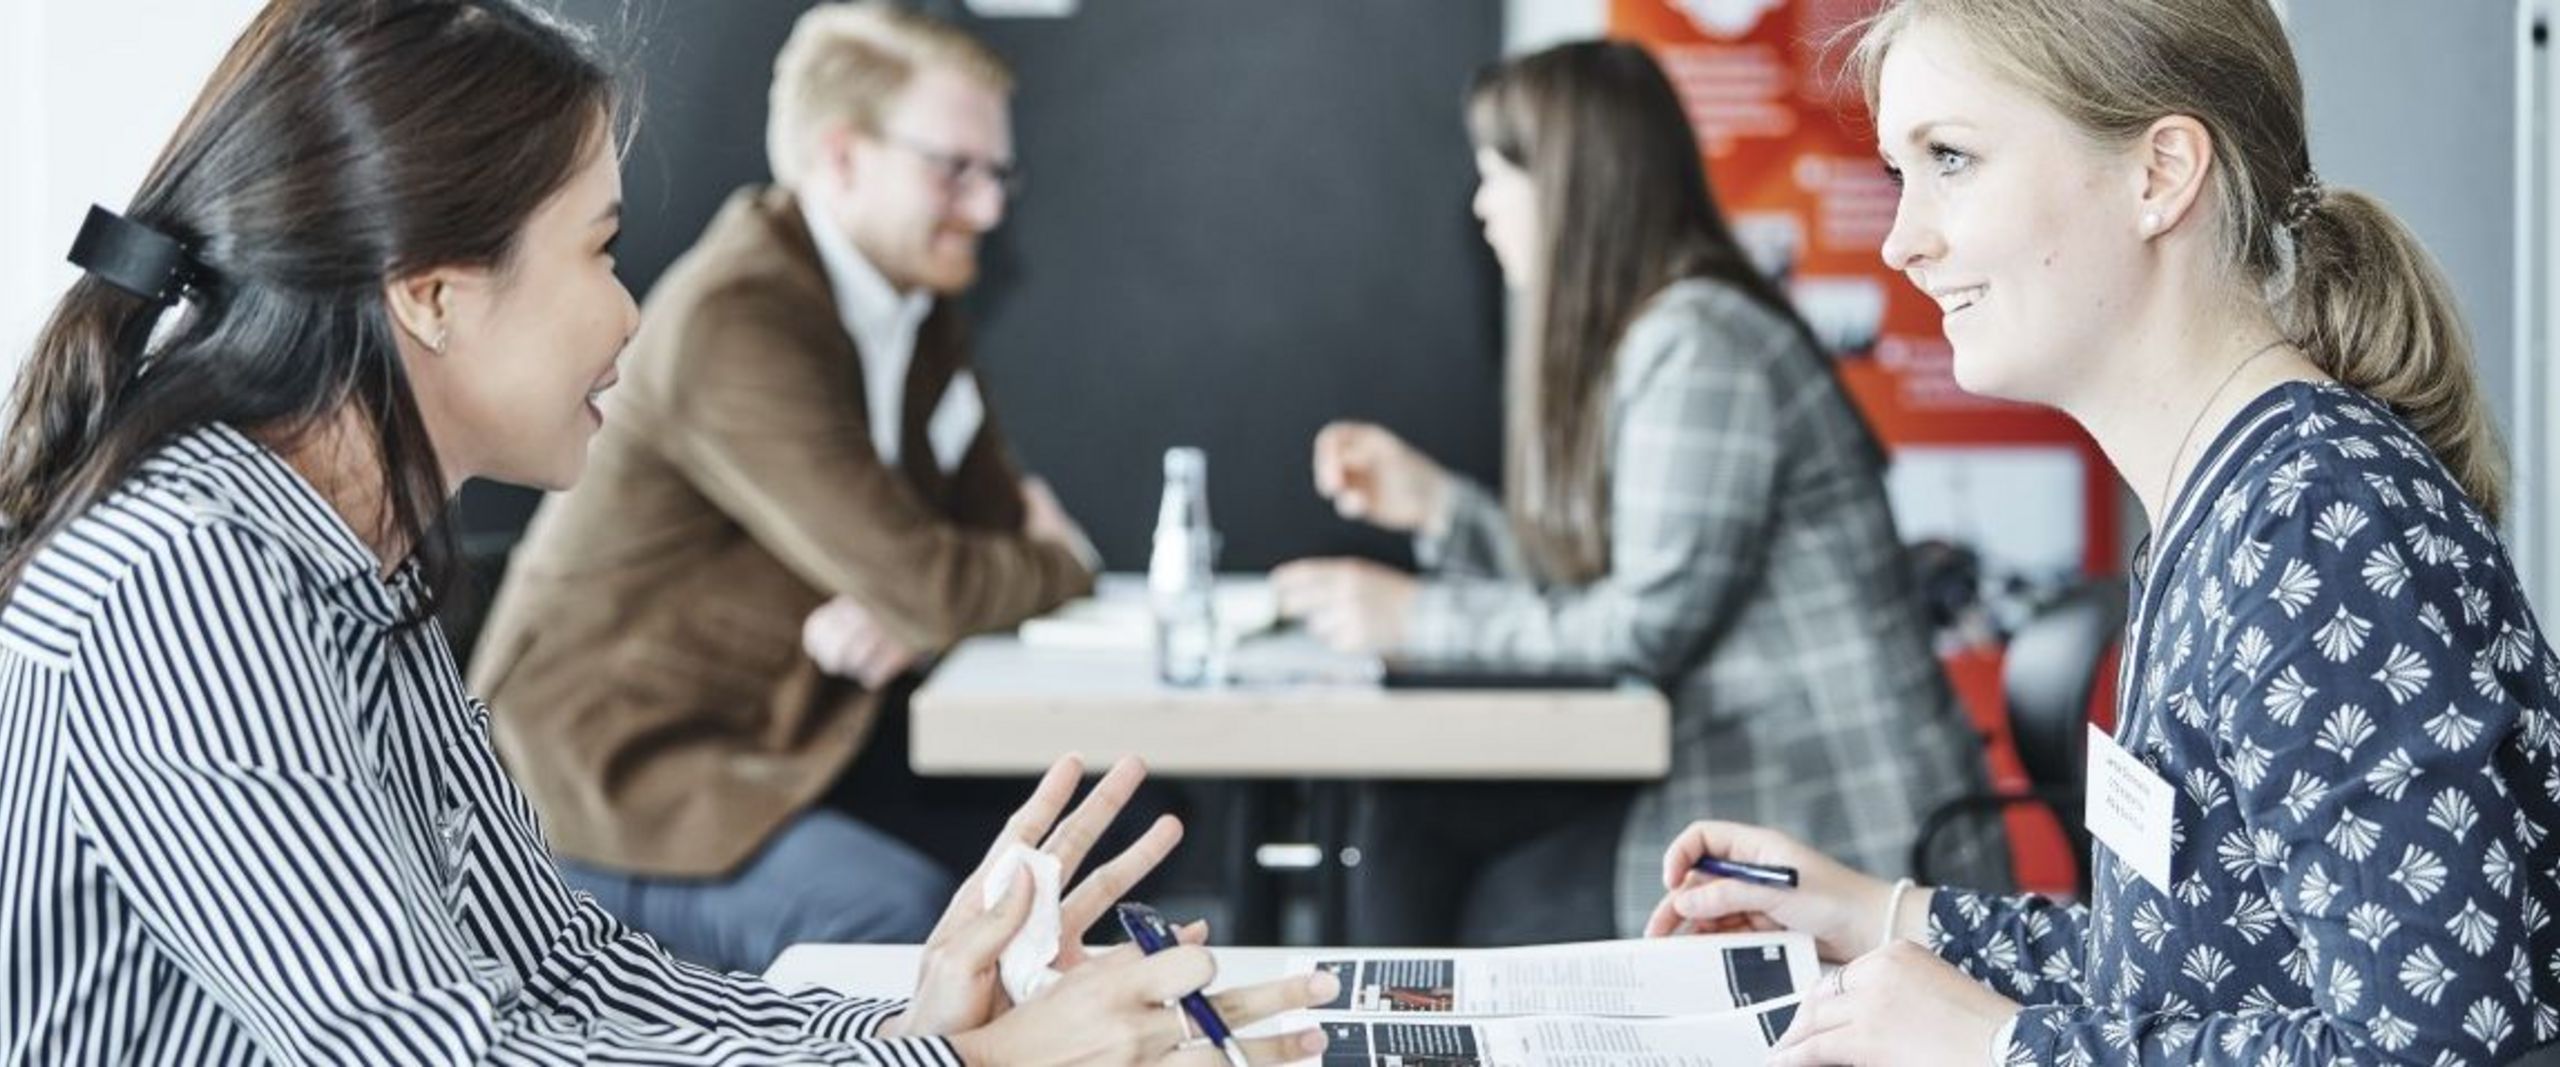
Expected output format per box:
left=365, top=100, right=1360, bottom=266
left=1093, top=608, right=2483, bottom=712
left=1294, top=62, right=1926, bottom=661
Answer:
left=876, top=132, right=1023, bottom=199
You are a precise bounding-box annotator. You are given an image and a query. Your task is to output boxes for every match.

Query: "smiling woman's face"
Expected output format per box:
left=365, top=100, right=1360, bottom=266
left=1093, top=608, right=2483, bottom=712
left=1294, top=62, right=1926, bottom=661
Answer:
left=1873, top=18, right=2152, bottom=408
left=401, top=127, right=638, bottom=492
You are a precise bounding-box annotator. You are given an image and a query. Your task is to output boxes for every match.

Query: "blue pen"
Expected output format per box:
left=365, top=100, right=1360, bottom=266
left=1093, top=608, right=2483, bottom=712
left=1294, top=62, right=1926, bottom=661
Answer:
left=1692, top=855, right=1800, bottom=888
left=1115, top=902, right=1251, bottom=1067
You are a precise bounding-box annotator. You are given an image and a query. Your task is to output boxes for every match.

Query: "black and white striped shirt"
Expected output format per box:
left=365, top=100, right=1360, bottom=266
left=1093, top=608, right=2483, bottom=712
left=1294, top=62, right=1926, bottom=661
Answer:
left=1, top=424, right=960, bottom=1065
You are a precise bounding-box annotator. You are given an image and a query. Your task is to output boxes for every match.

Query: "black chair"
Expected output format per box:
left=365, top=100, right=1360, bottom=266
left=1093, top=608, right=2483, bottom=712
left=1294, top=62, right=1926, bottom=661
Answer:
left=1911, top=579, right=2126, bottom=897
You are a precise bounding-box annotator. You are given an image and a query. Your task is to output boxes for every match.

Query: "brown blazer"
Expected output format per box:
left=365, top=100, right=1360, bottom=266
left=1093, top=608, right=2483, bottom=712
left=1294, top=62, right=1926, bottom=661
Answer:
left=469, top=187, right=1091, bottom=877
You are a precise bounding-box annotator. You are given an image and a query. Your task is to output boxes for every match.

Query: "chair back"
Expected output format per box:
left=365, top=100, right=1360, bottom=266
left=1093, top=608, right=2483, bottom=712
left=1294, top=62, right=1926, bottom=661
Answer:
left=1911, top=579, right=2127, bottom=893
left=2001, top=580, right=2126, bottom=795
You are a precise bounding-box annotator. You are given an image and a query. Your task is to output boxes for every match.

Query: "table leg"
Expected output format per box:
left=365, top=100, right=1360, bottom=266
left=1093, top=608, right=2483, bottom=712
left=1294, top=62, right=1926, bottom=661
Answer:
left=1310, top=780, right=1351, bottom=946
left=1220, top=780, right=1281, bottom=945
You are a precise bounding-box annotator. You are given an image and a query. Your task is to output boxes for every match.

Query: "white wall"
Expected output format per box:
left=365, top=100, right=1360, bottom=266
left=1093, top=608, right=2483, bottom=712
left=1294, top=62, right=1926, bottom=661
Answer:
left=2290, top=1, right=2557, bottom=605
left=0, top=1, right=50, bottom=385
left=0, top=0, right=266, bottom=396
left=1505, top=0, right=1607, bottom=54
left=2518, top=0, right=2557, bottom=620
left=2287, top=0, right=2521, bottom=446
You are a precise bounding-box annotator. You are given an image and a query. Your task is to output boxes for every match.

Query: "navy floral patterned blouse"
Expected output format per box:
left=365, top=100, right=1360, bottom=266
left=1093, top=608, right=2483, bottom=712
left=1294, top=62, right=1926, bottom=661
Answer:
left=1929, top=381, right=2560, bottom=1064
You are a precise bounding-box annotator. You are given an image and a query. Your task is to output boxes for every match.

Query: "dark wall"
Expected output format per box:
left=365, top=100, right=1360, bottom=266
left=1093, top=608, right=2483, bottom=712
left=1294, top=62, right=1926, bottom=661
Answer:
left=466, top=0, right=1507, bottom=571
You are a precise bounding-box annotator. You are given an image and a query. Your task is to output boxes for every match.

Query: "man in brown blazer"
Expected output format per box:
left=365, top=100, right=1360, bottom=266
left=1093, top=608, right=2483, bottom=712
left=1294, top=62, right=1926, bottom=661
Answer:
left=469, top=1, right=1094, bottom=973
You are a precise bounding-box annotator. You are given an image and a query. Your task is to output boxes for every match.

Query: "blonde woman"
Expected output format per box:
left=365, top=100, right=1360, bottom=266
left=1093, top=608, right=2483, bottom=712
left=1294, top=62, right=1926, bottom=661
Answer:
left=1652, top=1, right=2560, bottom=1064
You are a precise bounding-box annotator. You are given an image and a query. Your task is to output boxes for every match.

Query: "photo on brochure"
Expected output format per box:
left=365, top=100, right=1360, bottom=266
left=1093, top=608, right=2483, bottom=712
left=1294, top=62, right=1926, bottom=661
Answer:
left=1292, top=933, right=1817, bottom=1019
left=1311, top=1002, right=1803, bottom=1067
left=1308, top=957, right=1459, bottom=1013
left=1719, top=943, right=1796, bottom=1008
left=1321, top=1020, right=1484, bottom=1067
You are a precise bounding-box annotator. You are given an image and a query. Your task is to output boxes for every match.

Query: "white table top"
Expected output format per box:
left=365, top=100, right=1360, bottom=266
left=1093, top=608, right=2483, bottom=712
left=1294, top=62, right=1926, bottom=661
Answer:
left=910, top=628, right=1671, bottom=779
left=765, top=943, right=1313, bottom=999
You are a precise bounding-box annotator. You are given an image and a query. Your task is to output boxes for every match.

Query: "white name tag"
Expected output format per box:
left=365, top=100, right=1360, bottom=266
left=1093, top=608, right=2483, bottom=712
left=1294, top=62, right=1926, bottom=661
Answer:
left=2086, top=724, right=2176, bottom=893
left=928, top=370, right=986, bottom=474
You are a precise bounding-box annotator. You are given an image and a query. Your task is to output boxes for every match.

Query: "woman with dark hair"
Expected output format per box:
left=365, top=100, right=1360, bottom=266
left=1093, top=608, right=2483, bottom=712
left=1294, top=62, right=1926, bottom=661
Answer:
left=1272, top=40, right=2004, bottom=946
left=0, top=2, right=1331, bottom=1063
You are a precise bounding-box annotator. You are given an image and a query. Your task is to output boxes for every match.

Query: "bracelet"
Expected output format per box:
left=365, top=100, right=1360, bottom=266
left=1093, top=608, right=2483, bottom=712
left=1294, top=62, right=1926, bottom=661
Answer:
left=1877, top=877, right=1917, bottom=952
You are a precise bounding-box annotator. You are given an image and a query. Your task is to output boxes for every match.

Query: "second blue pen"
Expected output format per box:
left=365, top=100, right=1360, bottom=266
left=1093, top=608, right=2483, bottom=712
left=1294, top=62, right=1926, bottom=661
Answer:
left=1692, top=855, right=1801, bottom=888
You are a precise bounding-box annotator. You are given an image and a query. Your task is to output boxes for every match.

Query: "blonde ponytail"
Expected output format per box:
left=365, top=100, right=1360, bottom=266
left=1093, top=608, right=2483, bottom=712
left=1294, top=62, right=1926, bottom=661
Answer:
left=2283, top=188, right=2507, bottom=524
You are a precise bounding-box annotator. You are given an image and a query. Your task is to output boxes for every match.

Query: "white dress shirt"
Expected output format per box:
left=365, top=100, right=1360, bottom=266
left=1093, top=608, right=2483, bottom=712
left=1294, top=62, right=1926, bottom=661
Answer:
left=804, top=193, right=934, bottom=467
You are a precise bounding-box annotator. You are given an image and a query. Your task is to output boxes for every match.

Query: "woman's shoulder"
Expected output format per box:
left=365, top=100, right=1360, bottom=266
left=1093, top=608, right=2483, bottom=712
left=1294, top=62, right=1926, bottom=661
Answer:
left=1627, top=277, right=1801, bottom=347
left=6, top=492, right=217, bottom=669
left=2187, top=382, right=2538, bottom=700
left=1613, top=276, right=1815, bottom=387
left=2, top=427, right=348, bottom=663
left=2207, top=382, right=2501, bottom=558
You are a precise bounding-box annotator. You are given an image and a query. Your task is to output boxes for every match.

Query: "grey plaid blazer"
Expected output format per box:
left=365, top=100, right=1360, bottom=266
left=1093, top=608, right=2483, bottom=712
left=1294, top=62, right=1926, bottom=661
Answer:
left=1404, top=278, right=2009, bottom=936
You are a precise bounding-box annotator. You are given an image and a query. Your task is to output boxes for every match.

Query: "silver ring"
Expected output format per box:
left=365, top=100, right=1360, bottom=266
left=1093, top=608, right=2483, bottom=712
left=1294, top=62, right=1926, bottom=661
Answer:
left=1824, top=967, right=1848, bottom=997
left=1171, top=1001, right=1198, bottom=1043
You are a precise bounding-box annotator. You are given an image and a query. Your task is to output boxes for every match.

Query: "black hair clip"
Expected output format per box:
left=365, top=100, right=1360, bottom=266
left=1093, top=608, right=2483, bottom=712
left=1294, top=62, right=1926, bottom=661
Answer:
left=67, top=205, right=206, bottom=305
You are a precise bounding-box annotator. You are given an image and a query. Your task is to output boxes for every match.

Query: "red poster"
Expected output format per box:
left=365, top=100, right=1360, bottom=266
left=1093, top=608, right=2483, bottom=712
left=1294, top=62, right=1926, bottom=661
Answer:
left=1610, top=0, right=2115, bottom=559
left=1611, top=0, right=2116, bottom=892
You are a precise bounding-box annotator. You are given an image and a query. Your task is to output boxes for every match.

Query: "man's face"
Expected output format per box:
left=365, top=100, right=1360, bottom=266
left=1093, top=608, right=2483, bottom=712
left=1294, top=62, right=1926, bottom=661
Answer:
left=819, top=65, right=1013, bottom=295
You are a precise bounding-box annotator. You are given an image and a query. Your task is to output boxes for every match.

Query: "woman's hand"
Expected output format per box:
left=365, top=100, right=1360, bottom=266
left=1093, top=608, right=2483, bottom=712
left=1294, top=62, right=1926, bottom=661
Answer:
left=1769, top=941, right=2020, bottom=1067
left=949, top=948, right=1338, bottom=1067
left=1310, top=422, right=1447, bottom=534
left=891, top=755, right=1188, bottom=1038
left=1269, top=559, right=1418, bottom=654
left=1644, top=820, right=1908, bottom=963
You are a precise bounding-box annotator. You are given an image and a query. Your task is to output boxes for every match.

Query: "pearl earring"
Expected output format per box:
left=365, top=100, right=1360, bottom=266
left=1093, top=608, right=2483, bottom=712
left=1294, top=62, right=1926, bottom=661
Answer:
left=2141, top=211, right=2163, bottom=235
left=403, top=319, right=448, bottom=355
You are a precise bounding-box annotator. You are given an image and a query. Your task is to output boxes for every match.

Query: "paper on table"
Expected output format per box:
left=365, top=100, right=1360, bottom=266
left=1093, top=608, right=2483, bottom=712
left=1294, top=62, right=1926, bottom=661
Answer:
left=1308, top=997, right=1803, bottom=1067
left=762, top=936, right=1812, bottom=1065
left=1285, top=933, right=1816, bottom=1019
left=1017, top=576, right=1278, bottom=652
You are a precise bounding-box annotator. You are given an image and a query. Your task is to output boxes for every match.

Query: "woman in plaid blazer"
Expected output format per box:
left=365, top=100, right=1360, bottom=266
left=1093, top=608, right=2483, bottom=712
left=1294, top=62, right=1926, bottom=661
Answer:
left=1274, top=40, right=2006, bottom=945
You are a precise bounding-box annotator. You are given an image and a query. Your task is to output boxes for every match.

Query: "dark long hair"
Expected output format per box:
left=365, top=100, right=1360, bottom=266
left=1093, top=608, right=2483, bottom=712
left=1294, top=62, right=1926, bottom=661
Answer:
left=0, top=0, right=620, bottom=616
left=1468, top=41, right=1826, bottom=584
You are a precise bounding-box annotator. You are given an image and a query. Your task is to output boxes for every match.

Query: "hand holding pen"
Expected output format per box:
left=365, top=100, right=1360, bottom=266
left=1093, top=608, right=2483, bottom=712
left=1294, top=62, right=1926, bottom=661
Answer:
left=1645, top=818, right=1923, bottom=963
left=1117, top=902, right=1252, bottom=1067
left=945, top=915, right=1335, bottom=1066
left=1692, top=855, right=1800, bottom=888
left=1060, top=901, right=1336, bottom=1067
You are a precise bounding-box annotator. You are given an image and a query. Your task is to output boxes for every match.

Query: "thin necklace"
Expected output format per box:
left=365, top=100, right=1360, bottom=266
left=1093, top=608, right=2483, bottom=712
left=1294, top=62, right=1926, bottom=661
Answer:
left=2156, top=338, right=2289, bottom=530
